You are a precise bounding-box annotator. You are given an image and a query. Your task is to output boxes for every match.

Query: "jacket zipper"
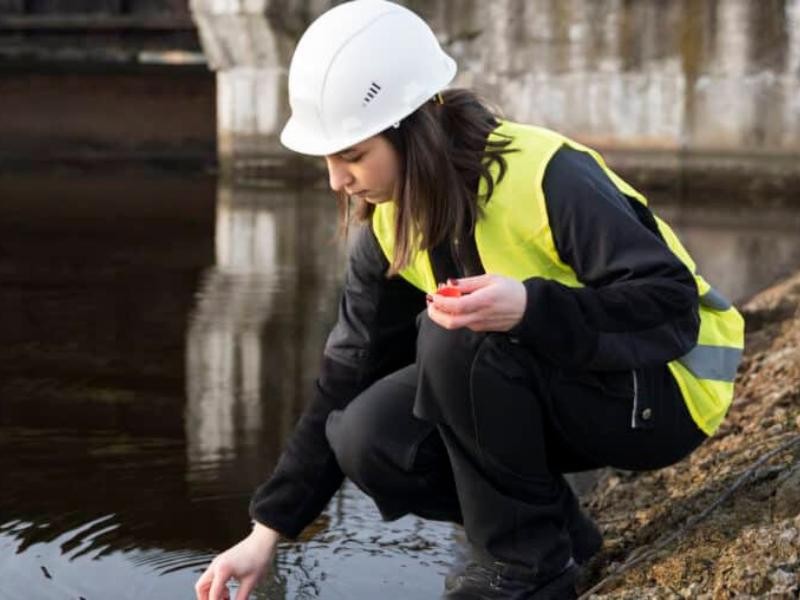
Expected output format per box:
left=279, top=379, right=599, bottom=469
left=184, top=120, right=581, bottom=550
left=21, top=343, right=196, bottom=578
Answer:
left=630, top=370, right=639, bottom=428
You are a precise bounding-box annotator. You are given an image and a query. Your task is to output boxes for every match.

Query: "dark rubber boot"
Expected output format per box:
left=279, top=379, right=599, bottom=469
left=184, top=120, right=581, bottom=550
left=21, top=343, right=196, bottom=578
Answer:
left=568, top=505, right=603, bottom=565
left=443, top=558, right=578, bottom=600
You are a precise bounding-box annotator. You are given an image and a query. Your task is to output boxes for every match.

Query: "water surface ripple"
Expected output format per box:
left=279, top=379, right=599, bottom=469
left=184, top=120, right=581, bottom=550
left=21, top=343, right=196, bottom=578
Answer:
left=1, top=169, right=798, bottom=599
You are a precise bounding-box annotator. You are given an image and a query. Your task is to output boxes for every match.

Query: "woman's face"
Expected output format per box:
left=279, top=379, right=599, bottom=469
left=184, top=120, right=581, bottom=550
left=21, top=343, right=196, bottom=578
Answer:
left=324, top=134, right=400, bottom=204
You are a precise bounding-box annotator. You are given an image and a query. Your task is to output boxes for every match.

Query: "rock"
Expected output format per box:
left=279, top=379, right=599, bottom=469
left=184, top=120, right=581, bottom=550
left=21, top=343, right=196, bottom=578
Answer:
left=774, top=466, right=800, bottom=520
left=767, top=422, right=784, bottom=435
left=680, top=582, right=702, bottom=597
left=777, top=527, right=797, bottom=544
left=768, top=567, right=798, bottom=589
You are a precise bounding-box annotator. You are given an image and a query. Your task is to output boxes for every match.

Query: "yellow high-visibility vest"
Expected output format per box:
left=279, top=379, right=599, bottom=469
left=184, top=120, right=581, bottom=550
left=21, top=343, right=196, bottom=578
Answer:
left=372, top=120, right=744, bottom=436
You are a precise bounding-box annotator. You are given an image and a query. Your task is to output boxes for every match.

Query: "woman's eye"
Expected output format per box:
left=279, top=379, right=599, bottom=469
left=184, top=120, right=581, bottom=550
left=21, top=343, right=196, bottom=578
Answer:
left=345, top=153, right=364, bottom=163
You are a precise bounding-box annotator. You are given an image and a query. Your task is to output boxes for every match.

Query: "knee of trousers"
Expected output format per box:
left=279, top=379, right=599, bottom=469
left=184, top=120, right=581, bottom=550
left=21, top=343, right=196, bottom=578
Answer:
left=325, top=403, right=388, bottom=489
left=416, top=312, right=482, bottom=384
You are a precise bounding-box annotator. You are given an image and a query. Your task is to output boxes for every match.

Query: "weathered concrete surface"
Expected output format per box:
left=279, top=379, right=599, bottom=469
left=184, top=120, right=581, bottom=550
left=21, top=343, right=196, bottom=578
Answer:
left=189, top=0, right=314, bottom=159
left=424, top=0, right=800, bottom=153
left=192, top=0, right=800, bottom=172
left=579, top=270, right=800, bottom=598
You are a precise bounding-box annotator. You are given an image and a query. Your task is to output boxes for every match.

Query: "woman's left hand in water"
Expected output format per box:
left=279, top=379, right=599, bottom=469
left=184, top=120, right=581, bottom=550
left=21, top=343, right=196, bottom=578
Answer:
left=426, top=274, right=527, bottom=332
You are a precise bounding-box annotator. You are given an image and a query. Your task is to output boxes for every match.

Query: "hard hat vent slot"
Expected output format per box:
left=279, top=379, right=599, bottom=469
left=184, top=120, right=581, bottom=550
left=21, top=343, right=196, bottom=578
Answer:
left=362, top=82, right=382, bottom=107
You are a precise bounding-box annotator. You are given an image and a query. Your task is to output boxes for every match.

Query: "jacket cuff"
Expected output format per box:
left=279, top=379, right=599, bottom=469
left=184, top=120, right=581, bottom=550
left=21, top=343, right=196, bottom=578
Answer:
left=249, top=482, right=316, bottom=540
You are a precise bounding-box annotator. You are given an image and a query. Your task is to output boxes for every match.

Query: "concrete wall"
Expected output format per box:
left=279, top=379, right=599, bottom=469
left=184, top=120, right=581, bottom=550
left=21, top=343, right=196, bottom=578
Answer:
left=192, top=0, right=800, bottom=166
left=422, top=0, right=800, bottom=153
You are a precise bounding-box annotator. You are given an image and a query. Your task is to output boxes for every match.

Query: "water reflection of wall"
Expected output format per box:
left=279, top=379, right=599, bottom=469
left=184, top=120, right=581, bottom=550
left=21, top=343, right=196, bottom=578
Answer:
left=185, top=181, right=345, bottom=491
left=656, top=204, right=800, bottom=303
left=192, top=0, right=800, bottom=161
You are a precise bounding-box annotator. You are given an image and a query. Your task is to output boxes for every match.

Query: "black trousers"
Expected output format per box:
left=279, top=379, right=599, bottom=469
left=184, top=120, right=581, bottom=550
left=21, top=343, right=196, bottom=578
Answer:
left=325, top=314, right=706, bottom=578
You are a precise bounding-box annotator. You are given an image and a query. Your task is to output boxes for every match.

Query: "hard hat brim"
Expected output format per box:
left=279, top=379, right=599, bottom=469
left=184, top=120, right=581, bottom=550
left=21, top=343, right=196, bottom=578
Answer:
left=280, top=115, right=363, bottom=157
left=280, top=54, right=457, bottom=157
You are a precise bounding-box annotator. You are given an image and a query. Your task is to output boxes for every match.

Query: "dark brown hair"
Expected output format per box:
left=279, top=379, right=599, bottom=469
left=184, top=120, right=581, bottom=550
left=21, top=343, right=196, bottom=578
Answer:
left=338, top=88, right=515, bottom=275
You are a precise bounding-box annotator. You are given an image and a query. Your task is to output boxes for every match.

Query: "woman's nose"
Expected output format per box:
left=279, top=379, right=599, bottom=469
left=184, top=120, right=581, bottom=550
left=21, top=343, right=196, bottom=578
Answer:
left=326, top=159, right=354, bottom=193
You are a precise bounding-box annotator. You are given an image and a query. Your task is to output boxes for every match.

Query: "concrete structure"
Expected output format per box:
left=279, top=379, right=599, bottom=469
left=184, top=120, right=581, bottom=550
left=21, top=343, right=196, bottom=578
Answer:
left=0, top=0, right=215, bottom=164
left=189, top=0, right=316, bottom=163
left=192, top=0, right=800, bottom=180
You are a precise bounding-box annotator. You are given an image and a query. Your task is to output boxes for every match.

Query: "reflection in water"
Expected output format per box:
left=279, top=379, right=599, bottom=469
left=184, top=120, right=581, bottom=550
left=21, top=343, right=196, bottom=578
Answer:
left=185, top=182, right=346, bottom=488
left=0, top=172, right=220, bottom=594
left=1, top=167, right=799, bottom=599
left=657, top=203, right=800, bottom=303
left=273, top=482, right=460, bottom=600
left=185, top=191, right=280, bottom=467
left=0, top=169, right=464, bottom=599
left=0, top=427, right=216, bottom=598
left=183, top=181, right=462, bottom=598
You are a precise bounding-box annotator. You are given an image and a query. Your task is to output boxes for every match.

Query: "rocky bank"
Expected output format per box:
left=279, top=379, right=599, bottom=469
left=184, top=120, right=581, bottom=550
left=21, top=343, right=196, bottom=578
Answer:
left=579, top=270, right=800, bottom=599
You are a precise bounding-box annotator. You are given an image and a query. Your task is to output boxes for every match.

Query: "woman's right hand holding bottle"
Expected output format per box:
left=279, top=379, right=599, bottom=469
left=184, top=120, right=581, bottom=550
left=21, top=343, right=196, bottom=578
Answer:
left=195, top=522, right=279, bottom=600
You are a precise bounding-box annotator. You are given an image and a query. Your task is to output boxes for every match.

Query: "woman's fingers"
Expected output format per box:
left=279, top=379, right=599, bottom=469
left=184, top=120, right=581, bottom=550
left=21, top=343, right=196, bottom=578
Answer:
left=430, top=287, right=492, bottom=315
left=446, top=274, right=494, bottom=293
left=428, top=285, right=493, bottom=328
left=195, top=562, right=260, bottom=600
left=427, top=302, right=481, bottom=330
left=195, top=565, right=214, bottom=600
left=209, top=563, right=233, bottom=600
left=428, top=274, right=526, bottom=332
left=194, top=562, right=227, bottom=600
left=194, top=525, right=278, bottom=600
left=429, top=295, right=468, bottom=315
left=234, top=576, right=258, bottom=600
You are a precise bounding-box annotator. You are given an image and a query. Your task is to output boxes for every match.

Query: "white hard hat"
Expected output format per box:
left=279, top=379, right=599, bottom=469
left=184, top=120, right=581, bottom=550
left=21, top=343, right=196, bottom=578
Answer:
left=280, top=0, right=457, bottom=156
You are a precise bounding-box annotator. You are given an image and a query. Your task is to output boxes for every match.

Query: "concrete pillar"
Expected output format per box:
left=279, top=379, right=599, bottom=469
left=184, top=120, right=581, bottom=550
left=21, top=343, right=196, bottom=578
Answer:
left=190, top=0, right=332, bottom=166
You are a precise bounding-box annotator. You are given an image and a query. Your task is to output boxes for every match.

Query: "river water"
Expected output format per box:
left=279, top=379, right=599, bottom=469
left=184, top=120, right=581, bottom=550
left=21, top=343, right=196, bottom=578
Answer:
left=1, top=167, right=798, bottom=600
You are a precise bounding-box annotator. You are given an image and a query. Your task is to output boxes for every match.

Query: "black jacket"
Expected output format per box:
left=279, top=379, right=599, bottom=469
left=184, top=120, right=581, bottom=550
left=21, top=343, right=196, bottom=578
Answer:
left=249, top=145, right=700, bottom=538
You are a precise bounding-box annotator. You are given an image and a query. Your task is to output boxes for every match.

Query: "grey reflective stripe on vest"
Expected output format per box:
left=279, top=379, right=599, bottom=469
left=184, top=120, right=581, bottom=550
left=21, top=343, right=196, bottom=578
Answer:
left=700, top=287, right=732, bottom=311
left=678, top=344, right=742, bottom=382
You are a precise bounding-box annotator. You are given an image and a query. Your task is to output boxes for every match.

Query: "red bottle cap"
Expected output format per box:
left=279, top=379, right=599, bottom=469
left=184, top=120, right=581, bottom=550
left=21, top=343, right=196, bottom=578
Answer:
left=436, top=286, right=462, bottom=298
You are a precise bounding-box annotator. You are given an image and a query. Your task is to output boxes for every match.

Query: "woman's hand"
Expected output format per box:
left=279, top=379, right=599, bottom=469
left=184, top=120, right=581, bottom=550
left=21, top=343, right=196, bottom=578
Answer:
left=426, top=274, right=527, bottom=332
left=195, top=522, right=279, bottom=600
